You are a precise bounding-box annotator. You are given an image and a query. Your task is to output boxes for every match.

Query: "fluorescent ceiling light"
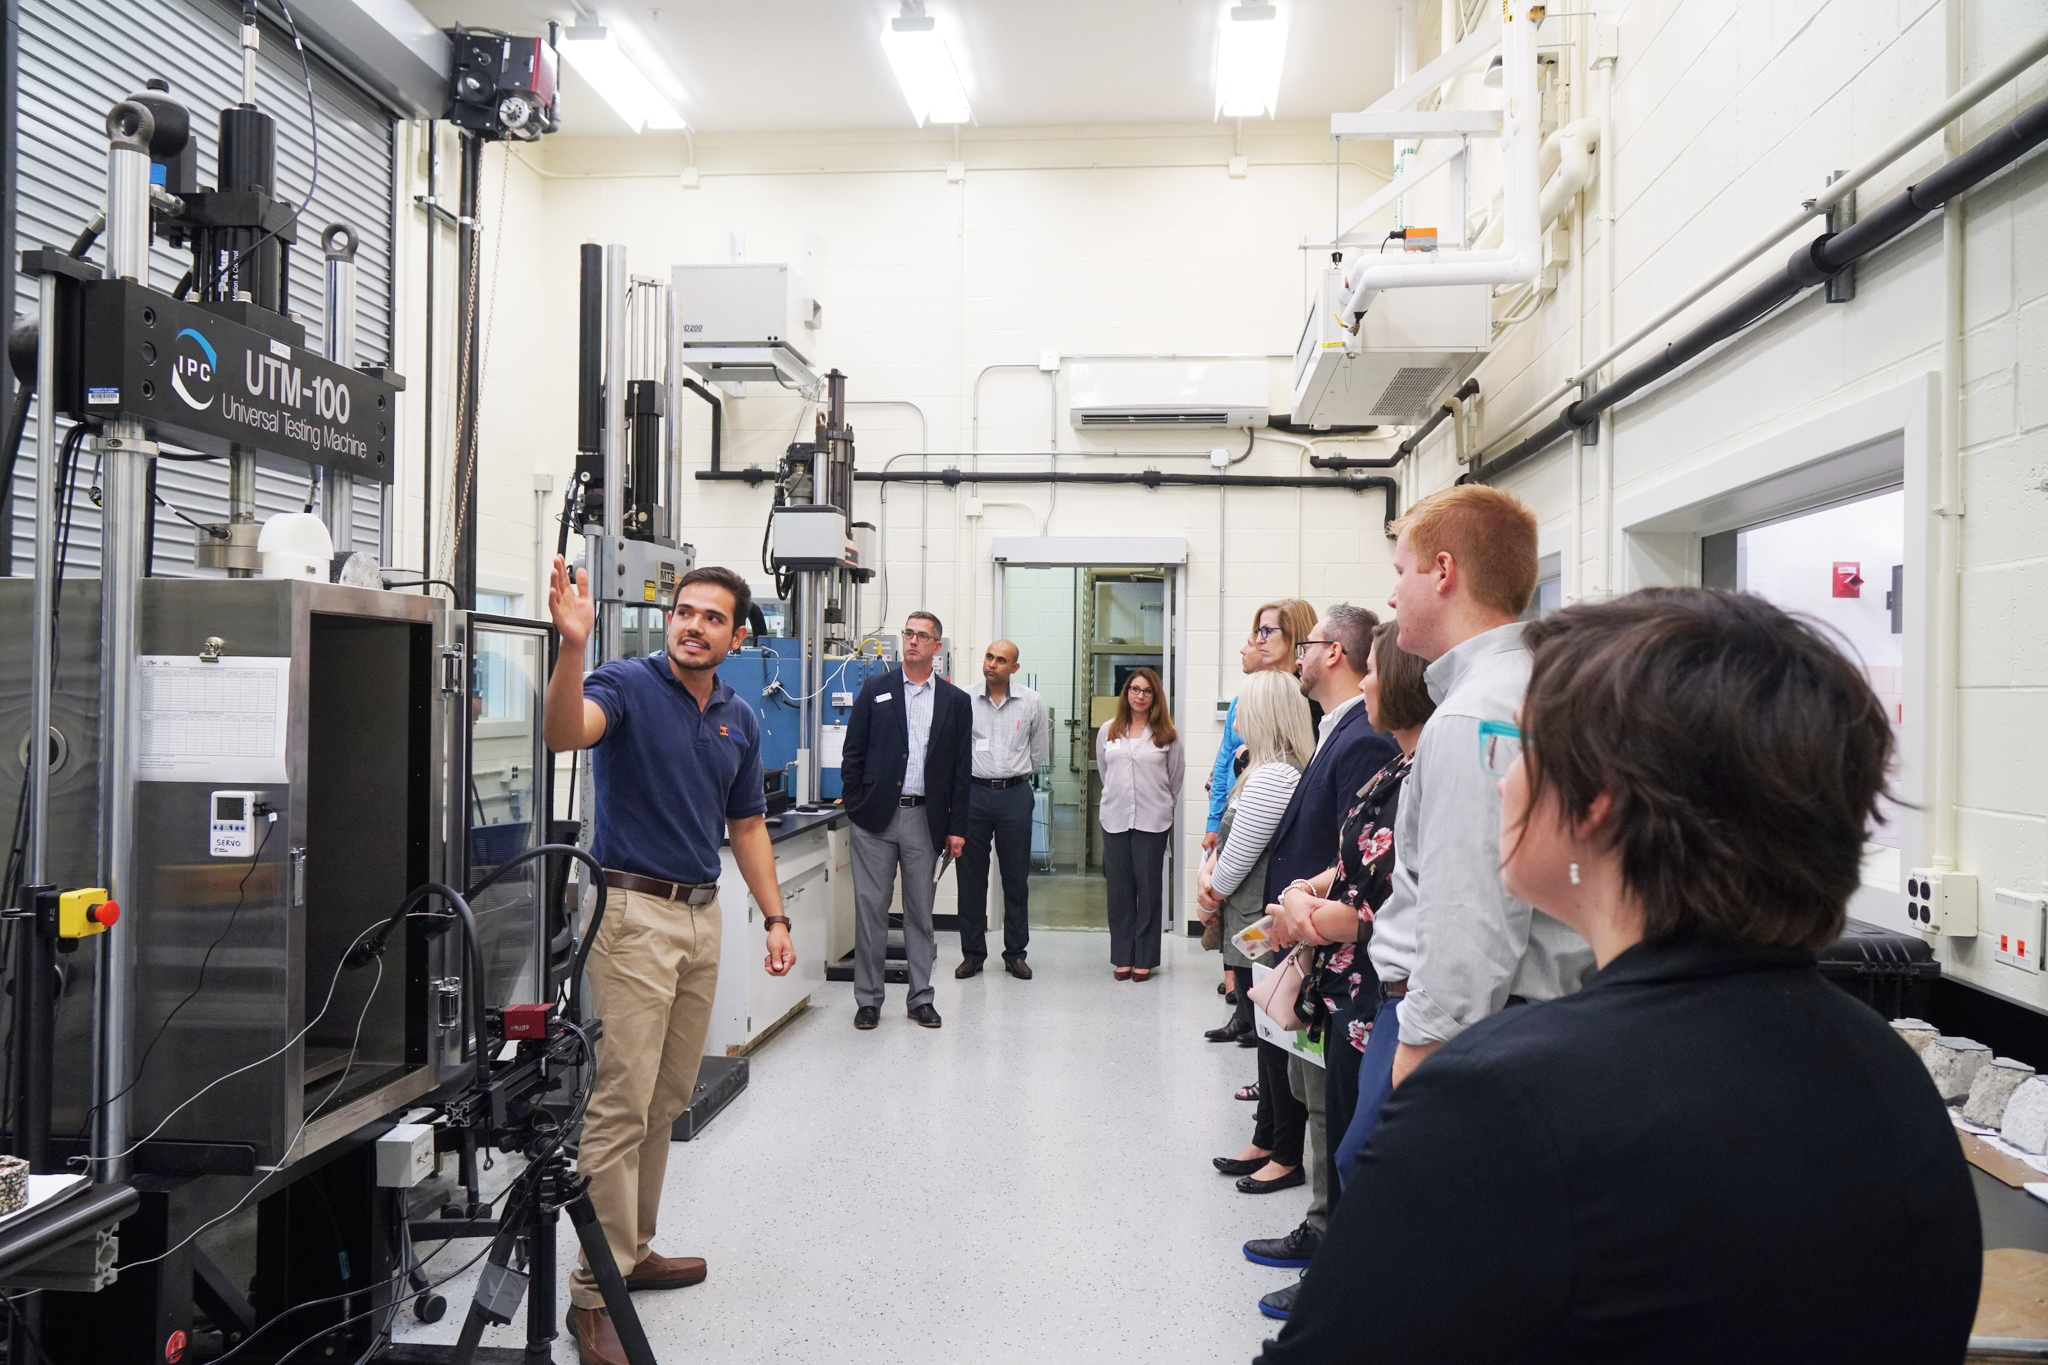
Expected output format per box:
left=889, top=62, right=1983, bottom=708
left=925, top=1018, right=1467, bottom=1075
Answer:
left=880, top=2, right=971, bottom=127
left=560, top=21, right=687, bottom=133
left=1216, top=2, right=1288, bottom=120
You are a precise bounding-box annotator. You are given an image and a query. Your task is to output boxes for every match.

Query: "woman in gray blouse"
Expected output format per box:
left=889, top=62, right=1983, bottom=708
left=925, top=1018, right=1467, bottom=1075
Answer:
left=1095, top=667, right=1185, bottom=980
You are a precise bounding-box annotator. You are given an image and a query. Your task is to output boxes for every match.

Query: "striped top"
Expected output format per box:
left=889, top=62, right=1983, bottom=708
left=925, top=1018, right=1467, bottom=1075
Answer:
left=1211, top=761, right=1302, bottom=897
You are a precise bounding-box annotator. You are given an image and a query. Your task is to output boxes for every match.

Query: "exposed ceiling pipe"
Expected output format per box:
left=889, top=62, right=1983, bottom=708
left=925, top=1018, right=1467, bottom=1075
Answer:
left=1339, top=1, right=1542, bottom=327
left=1464, top=90, right=2048, bottom=483
left=853, top=465, right=1402, bottom=537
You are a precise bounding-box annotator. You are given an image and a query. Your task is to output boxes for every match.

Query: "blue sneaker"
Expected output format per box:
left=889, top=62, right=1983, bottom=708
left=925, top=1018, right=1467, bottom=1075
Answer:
left=1258, top=1278, right=1301, bottom=1321
left=1243, top=1221, right=1319, bottom=1268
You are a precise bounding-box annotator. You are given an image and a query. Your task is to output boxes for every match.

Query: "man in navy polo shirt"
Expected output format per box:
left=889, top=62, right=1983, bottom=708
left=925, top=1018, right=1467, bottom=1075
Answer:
left=545, top=558, right=793, bottom=1365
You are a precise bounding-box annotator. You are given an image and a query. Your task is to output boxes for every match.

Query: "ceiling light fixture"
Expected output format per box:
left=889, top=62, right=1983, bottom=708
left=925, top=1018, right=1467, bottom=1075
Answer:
left=559, top=19, right=687, bottom=133
left=1215, top=2, right=1288, bottom=120
left=880, top=1, right=971, bottom=127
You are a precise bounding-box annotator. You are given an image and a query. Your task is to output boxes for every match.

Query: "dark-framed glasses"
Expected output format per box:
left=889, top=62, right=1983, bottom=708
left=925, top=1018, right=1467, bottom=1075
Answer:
left=903, top=628, right=940, bottom=645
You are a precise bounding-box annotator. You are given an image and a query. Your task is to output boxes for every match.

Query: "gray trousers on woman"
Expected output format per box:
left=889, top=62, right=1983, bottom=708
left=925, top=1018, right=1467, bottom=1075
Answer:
left=1103, top=827, right=1169, bottom=969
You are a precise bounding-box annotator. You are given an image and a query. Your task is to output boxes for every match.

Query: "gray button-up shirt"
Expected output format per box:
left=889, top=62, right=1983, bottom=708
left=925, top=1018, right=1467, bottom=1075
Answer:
left=968, top=680, right=1049, bottom=780
left=1366, top=621, right=1594, bottom=1047
left=1095, top=722, right=1186, bottom=834
left=900, top=673, right=935, bottom=797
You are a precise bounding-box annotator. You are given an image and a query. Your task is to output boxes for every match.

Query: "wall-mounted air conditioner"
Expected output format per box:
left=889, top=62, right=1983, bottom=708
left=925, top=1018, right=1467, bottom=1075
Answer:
left=1290, top=273, right=1490, bottom=427
left=1067, top=360, right=1270, bottom=430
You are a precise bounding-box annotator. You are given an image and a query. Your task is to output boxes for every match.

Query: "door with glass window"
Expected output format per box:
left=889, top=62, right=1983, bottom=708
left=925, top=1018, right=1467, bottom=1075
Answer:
left=464, top=614, right=555, bottom=1010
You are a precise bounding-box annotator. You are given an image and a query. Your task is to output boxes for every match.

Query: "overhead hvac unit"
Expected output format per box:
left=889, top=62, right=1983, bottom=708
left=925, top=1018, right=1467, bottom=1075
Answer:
left=674, top=263, right=822, bottom=390
left=1289, top=273, right=1490, bottom=427
left=1067, top=360, right=1270, bottom=430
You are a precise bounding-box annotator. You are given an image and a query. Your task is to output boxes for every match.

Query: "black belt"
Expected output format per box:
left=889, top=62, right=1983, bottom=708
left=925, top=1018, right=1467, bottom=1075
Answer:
left=897, top=795, right=927, bottom=807
left=971, top=776, right=1029, bottom=789
left=605, top=870, right=719, bottom=905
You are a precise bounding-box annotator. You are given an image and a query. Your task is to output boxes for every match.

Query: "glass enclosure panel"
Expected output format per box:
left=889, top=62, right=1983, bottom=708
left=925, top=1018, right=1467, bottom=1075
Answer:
left=470, top=622, right=549, bottom=1008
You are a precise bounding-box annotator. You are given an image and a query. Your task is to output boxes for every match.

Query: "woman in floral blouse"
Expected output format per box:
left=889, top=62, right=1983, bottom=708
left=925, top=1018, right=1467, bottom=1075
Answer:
left=1270, top=620, right=1436, bottom=1201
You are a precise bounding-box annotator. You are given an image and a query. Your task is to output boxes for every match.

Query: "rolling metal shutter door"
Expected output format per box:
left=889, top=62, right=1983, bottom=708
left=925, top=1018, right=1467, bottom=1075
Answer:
left=10, top=0, right=398, bottom=573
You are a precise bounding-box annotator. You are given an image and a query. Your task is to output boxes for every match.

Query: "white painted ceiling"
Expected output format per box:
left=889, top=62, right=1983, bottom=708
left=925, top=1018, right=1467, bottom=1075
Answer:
left=413, top=1, right=1399, bottom=136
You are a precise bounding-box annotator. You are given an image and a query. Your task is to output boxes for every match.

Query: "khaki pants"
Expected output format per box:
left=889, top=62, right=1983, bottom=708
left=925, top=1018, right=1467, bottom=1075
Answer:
left=570, top=887, right=721, bottom=1309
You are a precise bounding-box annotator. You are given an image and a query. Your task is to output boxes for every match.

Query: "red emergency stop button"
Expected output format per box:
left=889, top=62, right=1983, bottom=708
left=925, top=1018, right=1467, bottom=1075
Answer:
left=89, top=900, right=119, bottom=927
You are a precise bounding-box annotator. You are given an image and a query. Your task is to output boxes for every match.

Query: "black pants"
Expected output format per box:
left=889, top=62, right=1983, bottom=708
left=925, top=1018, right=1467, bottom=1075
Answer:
left=1102, top=827, right=1167, bottom=970
left=1250, top=1038, right=1306, bottom=1168
left=1232, top=965, right=1254, bottom=1031
left=958, top=781, right=1033, bottom=961
left=1323, top=1029, right=1363, bottom=1212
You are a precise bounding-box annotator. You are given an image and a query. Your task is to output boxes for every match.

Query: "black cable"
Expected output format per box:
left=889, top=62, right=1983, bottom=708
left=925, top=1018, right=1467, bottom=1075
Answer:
left=3, top=1291, right=55, bottom=1365
left=207, top=0, right=320, bottom=299
left=461, top=842, right=607, bottom=1021
left=154, top=490, right=227, bottom=538
left=379, top=576, right=460, bottom=598
left=77, top=815, right=273, bottom=1140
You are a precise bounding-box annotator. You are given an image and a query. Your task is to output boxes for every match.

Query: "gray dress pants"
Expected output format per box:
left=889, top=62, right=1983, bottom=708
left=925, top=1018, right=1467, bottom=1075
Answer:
left=851, top=804, right=939, bottom=1009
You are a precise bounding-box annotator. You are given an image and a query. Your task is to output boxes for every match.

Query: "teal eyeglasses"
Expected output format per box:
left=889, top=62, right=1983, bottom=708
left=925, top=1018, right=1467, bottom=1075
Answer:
left=1478, top=719, right=1523, bottom=778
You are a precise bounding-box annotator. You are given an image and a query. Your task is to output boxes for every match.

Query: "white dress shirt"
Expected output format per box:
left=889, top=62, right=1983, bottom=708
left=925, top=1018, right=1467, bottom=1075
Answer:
left=900, top=673, right=935, bottom=797
left=968, top=680, right=1050, bottom=780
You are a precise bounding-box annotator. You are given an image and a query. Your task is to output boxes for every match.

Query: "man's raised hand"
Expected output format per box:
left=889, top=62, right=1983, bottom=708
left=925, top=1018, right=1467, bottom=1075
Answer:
left=550, top=554, right=595, bottom=651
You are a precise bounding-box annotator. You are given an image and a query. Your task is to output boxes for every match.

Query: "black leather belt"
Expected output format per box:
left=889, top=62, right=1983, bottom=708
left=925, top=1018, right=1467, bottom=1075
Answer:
left=971, top=776, right=1029, bottom=789
left=606, top=870, right=718, bottom=905
left=897, top=795, right=927, bottom=807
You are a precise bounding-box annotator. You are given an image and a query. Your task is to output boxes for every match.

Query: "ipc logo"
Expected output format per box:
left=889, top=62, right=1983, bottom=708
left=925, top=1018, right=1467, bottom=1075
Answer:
left=170, top=328, right=216, bottom=411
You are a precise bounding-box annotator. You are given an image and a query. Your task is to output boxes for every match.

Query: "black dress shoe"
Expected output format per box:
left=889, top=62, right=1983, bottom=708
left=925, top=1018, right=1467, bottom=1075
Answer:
left=1236, top=1166, right=1305, bottom=1194
left=853, top=1005, right=880, bottom=1030
left=908, top=1002, right=943, bottom=1028
left=1005, top=958, right=1033, bottom=980
left=1244, top=1221, right=1320, bottom=1268
left=1212, top=1154, right=1267, bottom=1176
left=1225, top=989, right=1241, bottom=1005
left=1217, top=980, right=1228, bottom=995
left=954, top=957, right=984, bottom=979
left=1237, top=1034, right=1260, bottom=1048
left=1205, top=1018, right=1252, bottom=1043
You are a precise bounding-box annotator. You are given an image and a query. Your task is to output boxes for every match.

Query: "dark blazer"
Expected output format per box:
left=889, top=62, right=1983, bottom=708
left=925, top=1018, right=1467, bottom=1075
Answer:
left=839, top=667, right=972, bottom=843
left=1258, top=937, right=1982, bottom=1365
left=1261, top=701, right=1399, bottom=903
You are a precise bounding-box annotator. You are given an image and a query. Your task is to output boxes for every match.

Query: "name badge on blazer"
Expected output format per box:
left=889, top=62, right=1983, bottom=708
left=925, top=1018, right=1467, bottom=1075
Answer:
left=875, top=692, right=893, bottom=703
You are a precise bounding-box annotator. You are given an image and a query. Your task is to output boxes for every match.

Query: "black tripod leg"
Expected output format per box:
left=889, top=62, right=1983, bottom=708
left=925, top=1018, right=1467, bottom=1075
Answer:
left=450, top=1200, right=530, bottom=1365
left=524, top=1200, right=556, bottom=1364
left=564, top=1193, right=658, bottom=1365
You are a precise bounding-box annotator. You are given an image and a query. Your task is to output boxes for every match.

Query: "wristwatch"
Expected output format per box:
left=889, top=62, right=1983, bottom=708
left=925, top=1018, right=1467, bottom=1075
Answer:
left=762, top=915, right=791, bottom=932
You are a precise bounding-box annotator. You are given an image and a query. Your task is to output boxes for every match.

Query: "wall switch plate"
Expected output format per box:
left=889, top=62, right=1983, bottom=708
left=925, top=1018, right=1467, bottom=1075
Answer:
left=1228, top=155, right=1248, bottom=178
left=1906, top=867, right=1979, bottom=939
left=1995, top=889, right=2048, bottom=972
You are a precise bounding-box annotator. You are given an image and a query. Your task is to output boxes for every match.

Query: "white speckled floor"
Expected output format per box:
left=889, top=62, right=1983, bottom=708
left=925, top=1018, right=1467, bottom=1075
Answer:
left=392, top=928, right=1302, bottom=1363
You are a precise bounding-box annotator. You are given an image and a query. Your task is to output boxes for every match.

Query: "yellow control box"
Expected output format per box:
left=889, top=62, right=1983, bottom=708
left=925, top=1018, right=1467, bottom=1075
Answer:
left=57, top=887, right=118, bottom=939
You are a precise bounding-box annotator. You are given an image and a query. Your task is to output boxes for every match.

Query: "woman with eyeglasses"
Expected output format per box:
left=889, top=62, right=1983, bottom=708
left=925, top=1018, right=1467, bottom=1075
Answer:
left=1096, top=667, right=1184, bottom=981
left=1205, top=599, right=1320, bottom=1021
left=1257, top=589, right=1980, bottom=1365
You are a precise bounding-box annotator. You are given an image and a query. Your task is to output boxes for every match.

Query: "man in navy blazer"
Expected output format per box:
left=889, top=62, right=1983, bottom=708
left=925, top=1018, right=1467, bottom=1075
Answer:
left=840, top=610, right=972, bottom=1030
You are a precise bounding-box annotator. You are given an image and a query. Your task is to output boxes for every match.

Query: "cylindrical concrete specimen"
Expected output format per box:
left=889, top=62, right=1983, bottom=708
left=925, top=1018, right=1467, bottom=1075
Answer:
left=1965, top=1058, right=2037, bottom=1129
left=2002, top=1076, right=2048, bottom=1154
left=1923, top=1036, right=1992, bottom=1103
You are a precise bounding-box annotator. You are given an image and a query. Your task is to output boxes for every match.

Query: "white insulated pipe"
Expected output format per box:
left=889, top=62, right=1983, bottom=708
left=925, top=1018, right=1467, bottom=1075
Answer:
left=1340, top=1, right=1542, bottom=325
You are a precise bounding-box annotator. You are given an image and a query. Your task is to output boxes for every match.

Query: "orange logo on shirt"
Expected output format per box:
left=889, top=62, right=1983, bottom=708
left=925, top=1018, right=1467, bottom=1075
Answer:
left=719, top=725, right=730, bottom=736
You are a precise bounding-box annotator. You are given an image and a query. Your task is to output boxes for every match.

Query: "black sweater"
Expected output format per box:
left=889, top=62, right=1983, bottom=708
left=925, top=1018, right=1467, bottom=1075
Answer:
left=1256, top=937, right=1981, bottom=1365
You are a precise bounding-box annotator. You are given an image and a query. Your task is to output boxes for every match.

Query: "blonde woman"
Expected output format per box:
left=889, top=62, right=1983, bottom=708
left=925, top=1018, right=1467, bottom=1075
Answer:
left=1096, top=668, right=1185, bottom=981
left=1198, top=668, right=1317, bottom=1190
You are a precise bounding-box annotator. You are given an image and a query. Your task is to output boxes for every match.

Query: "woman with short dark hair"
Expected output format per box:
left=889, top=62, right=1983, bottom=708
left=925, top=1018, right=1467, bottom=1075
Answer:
left=1257, top=588, right=1980, bottom=1365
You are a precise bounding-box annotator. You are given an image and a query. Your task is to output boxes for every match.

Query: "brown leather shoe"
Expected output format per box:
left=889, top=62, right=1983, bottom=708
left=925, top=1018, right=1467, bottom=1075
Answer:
left=626, top=1250, right=708, bottom=1291
left=567, top=1306, right=628, bottom=1365
left=954, top=957, right=984, bottom=979
left=1006, top=958, right=1033, bottom=980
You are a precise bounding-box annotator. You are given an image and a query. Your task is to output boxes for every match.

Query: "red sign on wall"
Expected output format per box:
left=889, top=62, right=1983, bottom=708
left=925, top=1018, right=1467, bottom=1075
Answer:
left=1832, top=562, right=1864, bottom=598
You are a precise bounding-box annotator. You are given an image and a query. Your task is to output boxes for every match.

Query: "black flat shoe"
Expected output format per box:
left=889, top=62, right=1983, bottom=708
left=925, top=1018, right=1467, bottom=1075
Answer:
left=1225, top=989, right=1241, bottom=1005
left=1237, top=1034, right=1260, bottom=1048
left=1217, top=980, right=1228, bottom=995
left=1212, top=1154, right=1267, bottom=1176
left=1205, top=1019, right=1252, bottom=1043
left=1236, top=1166, right=1305, bottom=1194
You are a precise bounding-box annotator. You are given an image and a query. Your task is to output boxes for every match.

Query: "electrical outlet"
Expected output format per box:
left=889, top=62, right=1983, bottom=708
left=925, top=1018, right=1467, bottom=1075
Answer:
left=1995, top=889, right=2048, bottom=972
left=1906, top=867, right=1979, bottom=939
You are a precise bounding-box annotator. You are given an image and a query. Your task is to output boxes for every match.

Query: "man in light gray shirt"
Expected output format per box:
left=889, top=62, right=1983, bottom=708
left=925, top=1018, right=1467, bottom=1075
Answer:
left=1336, top=486, right=1595, bottom=1182
left=956, top=640, right=1049, bottom=979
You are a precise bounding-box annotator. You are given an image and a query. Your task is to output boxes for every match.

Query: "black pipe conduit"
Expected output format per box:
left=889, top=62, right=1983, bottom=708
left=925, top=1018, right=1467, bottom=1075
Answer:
left=1310, top=378, right=1480, bottom=470
left=1268, top=416, right=1380, bottom=436
left=1466, top=93, right=2048, bottom=485
left=679, top=377, right=724, bottom=472
left=852, top=466, right=1401, bottom=535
